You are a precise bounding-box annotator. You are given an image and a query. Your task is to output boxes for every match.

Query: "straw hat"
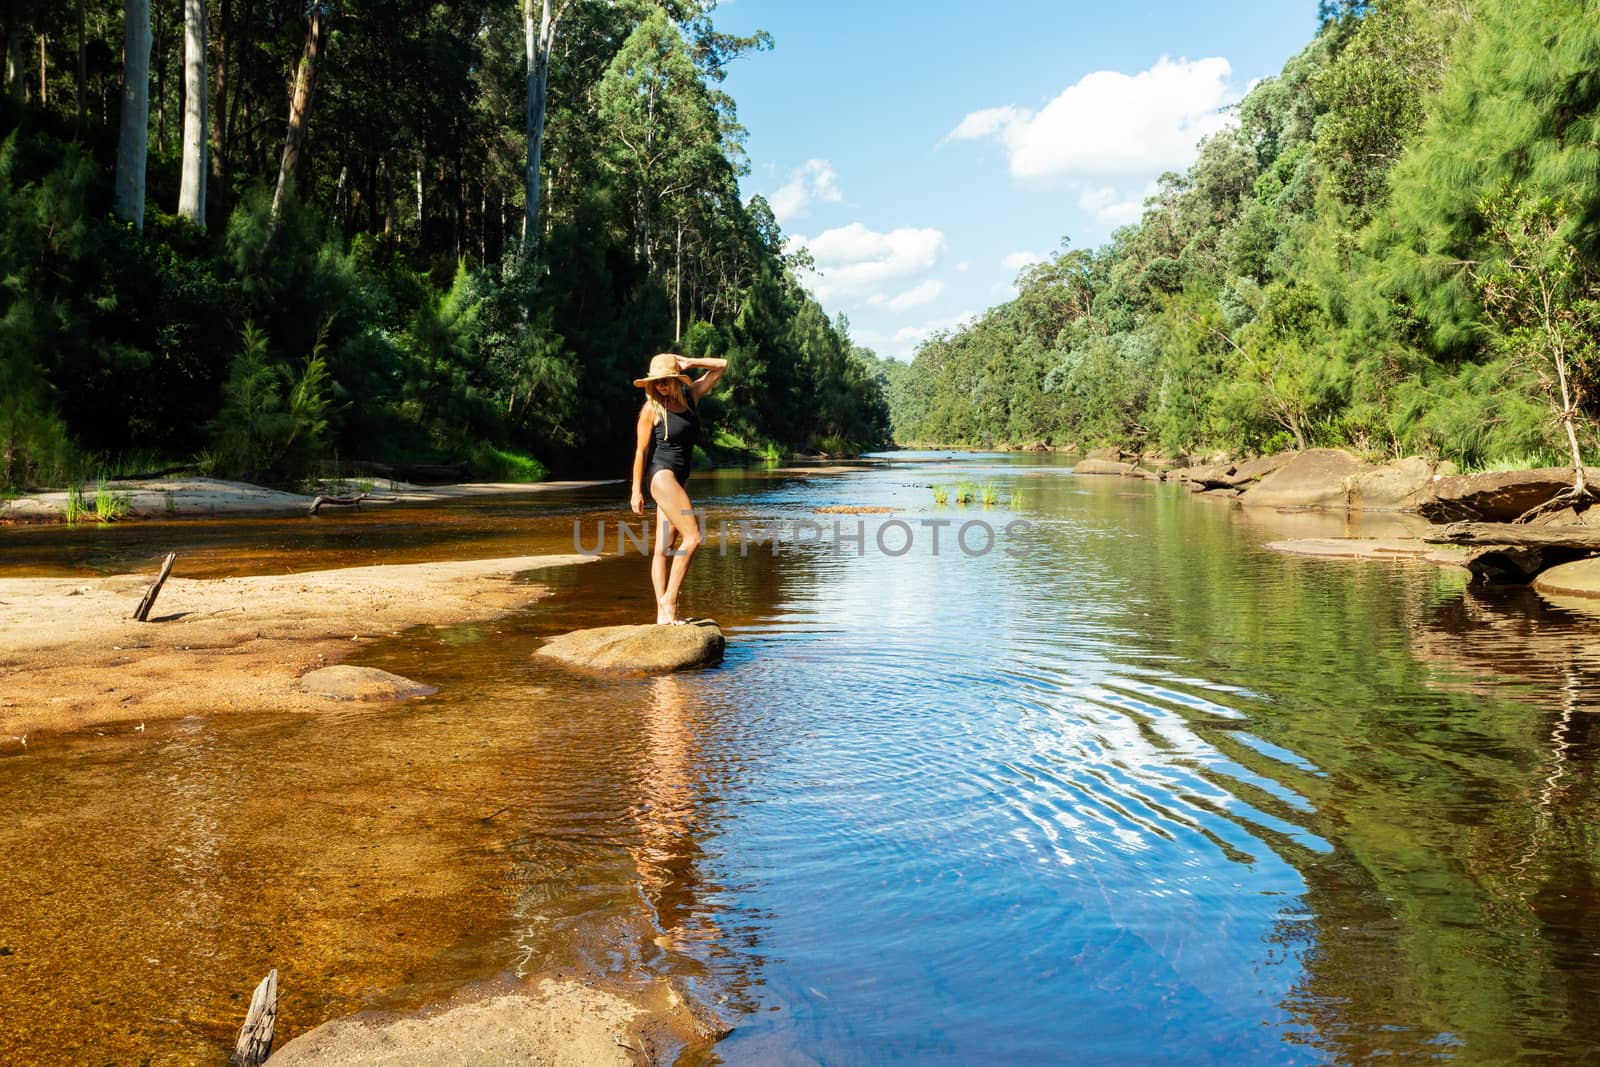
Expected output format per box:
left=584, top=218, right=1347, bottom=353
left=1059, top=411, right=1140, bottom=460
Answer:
left=633, top=353, right=691, bottom=388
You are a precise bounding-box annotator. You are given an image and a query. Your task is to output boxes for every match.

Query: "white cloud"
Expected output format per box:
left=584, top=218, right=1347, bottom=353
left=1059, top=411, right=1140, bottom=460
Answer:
left=872, top=279, right=945, bottom=312
left=955, top=260, right=971, bottom=272
left=1002, top=250, right=1044, bottom=272
left=792, top=222, right=946, bottom=303
left=893, top=309, right=977, bottom=346
left=769, top=159, right=843, bottom=223
left=1078, top=186, right=1145, bottom=226
left=946, top=56, right=1238, bottom=180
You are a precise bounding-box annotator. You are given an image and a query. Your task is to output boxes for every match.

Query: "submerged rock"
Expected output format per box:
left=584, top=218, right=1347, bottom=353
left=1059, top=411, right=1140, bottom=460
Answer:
left=299, top=665, right=438, bottom=701
left=1071, top=458, right=1138, bottom=475
left=1533, top=558, right=1600, bottom=599
left=537, top=621, right=725, bottom=673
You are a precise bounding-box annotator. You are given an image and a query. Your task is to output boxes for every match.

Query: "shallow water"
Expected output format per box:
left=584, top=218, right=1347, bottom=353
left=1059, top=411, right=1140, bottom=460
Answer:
left=3, top=455, right=1600, bottom=1064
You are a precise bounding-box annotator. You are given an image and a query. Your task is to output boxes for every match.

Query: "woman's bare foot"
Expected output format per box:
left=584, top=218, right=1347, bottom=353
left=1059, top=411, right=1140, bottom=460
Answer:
left=657, top=598, right=678, bottom=625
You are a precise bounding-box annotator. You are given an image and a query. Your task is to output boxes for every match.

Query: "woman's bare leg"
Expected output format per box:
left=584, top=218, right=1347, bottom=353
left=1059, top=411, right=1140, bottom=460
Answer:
left=649, top=469, right=701, bottom=624
left=651, top=506, right=673, bottom=624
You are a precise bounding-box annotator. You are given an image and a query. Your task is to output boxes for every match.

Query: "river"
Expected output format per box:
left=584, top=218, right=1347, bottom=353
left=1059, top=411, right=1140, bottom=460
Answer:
left=2, top=452, right=1598, bottom=1064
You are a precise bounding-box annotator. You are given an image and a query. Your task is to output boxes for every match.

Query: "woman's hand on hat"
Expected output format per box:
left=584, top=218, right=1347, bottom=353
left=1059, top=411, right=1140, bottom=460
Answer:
left=672, top=354, right=692, bottom=373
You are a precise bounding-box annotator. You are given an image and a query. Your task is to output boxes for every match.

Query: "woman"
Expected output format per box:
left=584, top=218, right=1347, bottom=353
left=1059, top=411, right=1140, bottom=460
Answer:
left=631, top=351, right=727, bottom=625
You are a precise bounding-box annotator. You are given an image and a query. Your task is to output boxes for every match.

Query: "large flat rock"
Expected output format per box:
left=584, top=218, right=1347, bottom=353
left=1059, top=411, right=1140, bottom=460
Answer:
left=537, top=621, right=725, bottom=673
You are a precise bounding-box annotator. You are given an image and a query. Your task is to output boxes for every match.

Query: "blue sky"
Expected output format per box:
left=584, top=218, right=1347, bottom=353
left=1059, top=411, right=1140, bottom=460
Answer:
left=713, top=1, right=1322, bottom=360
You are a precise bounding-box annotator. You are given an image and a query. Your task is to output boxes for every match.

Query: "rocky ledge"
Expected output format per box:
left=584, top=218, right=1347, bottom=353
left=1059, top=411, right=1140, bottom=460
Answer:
left=537, top=621, right=726, bottom=673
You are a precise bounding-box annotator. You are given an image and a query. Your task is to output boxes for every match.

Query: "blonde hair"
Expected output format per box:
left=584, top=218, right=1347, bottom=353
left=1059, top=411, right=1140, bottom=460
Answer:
left=644, top=378, right=687, bottom=439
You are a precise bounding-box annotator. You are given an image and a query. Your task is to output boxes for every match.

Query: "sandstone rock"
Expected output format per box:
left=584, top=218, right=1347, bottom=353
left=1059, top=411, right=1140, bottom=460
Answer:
left=1532, top=558, right=1600, bottom=599
left=299, top=665, right=437, bottom=701
left=537, top=621, right=725, bottom=673
left=1417, top=467, right=1600, bottom=522
left=1240, top=449, right=1364, bottom=509
left=1346, top=456, right=1450, bottom=511
left=1071, top=458, right=1137, bottom=475
left=1173, top=452, right=1293, bottom=490
left=1082, top=447, right=1125, bottom=461
left=1262, top=537, right=1432, bottom=560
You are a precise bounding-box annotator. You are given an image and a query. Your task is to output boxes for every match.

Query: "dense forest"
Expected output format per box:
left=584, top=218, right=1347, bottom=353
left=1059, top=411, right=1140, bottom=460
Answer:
left=883, top=0, right=1600, bottom=472
left=0, top=0, right=892, bottom=490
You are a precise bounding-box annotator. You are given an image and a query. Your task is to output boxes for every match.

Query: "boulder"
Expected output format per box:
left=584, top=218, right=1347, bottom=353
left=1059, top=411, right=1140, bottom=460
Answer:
left=1533, top=558, right=1600, bottom=599
left=537, top=621, right=725, bottom=673
left=1417, top=467, right=1600, bottom=522
left=1239, top=449, right=1364, bottom=509
left=299, top=665, right=437, bottom=701
left=1346, top=456, right=1453, bottom=511
left=1071, top=458, right=1138, bottom=476
left=1173, top=452, right=1293, bottom=490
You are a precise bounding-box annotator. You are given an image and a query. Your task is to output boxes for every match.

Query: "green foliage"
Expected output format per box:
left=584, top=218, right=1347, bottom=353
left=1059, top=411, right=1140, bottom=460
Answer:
left=93, top=477, right=130, bottom=522
left=0, top=0, right=893, bottom=490
left=884, top=0, right=1600, bottom=473
left=468, top=443, right=549, bottom=483
left=210, top=322, right=334, bottom=483
left=63, top=482, right=87, bottom=525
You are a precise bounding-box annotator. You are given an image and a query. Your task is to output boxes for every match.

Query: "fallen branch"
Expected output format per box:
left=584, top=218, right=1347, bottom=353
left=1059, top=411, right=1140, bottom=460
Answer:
left=308, top=492, right=369, bottom=516
left=231, top=969, right=278, bottom=1066
left=1423, top=522, right=1600, bottom=548
left=132, top=553, right=177, bottom=622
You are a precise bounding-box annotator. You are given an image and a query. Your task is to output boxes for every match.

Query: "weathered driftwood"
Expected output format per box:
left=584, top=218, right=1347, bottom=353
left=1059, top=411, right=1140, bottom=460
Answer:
left=307, top=492, right=368, bottom=516
left=132, top=552, right=177, bottom=622
left=1422, top=522, right=1600, bottom=548
left=231, top=969, right=278, bottom=1067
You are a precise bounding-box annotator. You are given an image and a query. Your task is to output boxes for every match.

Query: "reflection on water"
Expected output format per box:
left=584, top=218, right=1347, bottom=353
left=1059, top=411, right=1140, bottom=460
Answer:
left=3, top=455, right=1600, bottom=1063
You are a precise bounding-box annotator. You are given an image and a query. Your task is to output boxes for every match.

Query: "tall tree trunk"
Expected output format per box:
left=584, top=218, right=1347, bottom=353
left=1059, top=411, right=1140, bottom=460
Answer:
left=76, top=2, right=86, bottom=125
left=37, top=32, right=46, bottom=105
left=157, top=3, right=168, bottom=153
left=5, top=30, right=25, bottom=102
left=674, top=219, right=684, bottom=342
left=178, top=0, right=207, bottom=225
left=382, top=153, right=395, bottom=240
left=334, top=161, right=347, bottom=229
left=271, top=8, right=326, bottom=221
left=523, top=0, right=568, bottom=263
left=209, top=0, right=231, bottom=205
left=114, top=0, right=153, bottom=232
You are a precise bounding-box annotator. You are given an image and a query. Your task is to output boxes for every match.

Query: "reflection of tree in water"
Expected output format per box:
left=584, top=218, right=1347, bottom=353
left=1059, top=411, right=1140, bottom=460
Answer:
left=1273, top=579, right=1600, bottom=1062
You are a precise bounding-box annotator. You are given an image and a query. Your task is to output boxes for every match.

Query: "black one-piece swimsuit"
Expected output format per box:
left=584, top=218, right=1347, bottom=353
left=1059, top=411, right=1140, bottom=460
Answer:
left=645, top=400, right=699, bottom=497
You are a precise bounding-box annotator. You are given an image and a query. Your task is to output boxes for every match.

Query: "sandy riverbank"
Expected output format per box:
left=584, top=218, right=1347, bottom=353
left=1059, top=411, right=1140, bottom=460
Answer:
left=0, top=554, right=592, bottom=743
left=0, top=476, right=620, bottom=524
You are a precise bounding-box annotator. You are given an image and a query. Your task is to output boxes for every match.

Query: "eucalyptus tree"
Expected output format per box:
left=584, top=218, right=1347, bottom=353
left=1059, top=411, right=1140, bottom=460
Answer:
left=597, top=8, right=731, bottom=335
left=272, top=2, right=332, bottom=220
left=522, top=0, right=575, bottom=258
left=177, top=0, right=206, bottom=225
left=113, top=0, right=151, bottom=231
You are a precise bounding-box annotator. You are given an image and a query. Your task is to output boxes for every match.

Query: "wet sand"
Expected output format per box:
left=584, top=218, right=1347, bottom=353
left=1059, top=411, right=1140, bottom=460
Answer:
left=0, top=554, right=593, bottom=743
